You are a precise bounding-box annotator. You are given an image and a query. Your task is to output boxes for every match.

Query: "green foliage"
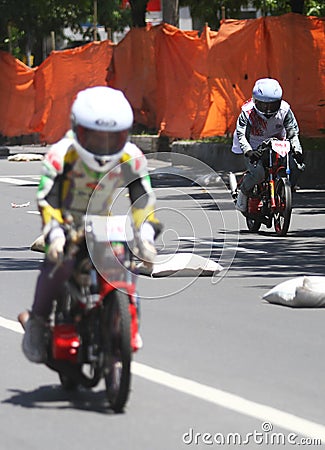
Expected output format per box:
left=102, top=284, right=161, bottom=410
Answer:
left=0, top=0, right=131, bottom=63
left=97, top=0, right=132, bottom=33
left=305, top=0, right=325, bottom=16
left=180, top=0, right=325, bottom=30
left=0, top=0, right=324, bottom=63
left=0, top=0, right=91, bottom=60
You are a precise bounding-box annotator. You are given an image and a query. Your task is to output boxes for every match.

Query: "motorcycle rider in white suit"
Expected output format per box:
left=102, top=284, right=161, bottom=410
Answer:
left=232, top=78, right=304, bottom=213
left=19, top=86, right=161, bottom=362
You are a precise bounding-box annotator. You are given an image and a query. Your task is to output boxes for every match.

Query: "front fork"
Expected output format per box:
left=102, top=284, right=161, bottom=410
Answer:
left=269, top=178, right=276, bottom=209
left=99, top=277, right=140, bottom=352
left=129, top=295, right=140, bottom=352
left=268, top=148, right=276, bottom=209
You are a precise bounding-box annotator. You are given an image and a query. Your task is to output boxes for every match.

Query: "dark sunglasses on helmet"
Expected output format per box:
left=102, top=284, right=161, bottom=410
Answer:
left=254, top=99, right=281, bottom=116
left=75, top=125, right=128, bottom=156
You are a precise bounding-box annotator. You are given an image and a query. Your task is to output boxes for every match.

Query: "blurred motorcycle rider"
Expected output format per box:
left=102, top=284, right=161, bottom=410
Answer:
left=231, top=78, right=304, bottom=213
left=19, top=86, right=161, bottom=363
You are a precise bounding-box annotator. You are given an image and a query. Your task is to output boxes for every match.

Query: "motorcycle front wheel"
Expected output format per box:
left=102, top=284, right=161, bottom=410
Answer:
left=274, top=177, right=292, bottom=236
left=246, top=216, right=262, bottom=232
left=102, top=290, right=131, bottom=413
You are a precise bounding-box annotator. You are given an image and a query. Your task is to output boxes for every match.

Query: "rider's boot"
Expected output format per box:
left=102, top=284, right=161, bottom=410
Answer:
left=236, top=190, right=248, bottom=213
left=20, top=312, right=48, bottom=363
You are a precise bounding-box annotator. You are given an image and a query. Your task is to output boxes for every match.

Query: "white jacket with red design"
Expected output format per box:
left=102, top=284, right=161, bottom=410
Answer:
left=231, top=99, right=302, bottom=155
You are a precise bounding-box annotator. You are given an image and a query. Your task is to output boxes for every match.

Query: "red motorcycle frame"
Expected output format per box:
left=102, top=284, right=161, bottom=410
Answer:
left=230, top=139, right=293, bottom=236
left=47, top=215, right=139, bottom=413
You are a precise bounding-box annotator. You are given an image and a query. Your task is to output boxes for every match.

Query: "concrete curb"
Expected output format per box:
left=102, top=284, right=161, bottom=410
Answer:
left=171, top=141, right=325, bottom=189
left=3, top=138, right=324, bottom=189
left=131, top=135, right=159, bottom=154
left=0, top=147, right=10, bottom=157
left=171, top=141, right=245, bottom=172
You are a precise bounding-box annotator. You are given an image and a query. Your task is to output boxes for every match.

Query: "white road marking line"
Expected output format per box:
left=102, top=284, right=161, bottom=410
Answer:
left=27, top=211, right=40, bottom=215
left=3, top=315, right=324, bottom=443
left=234, top=247, right=267, bottom=254
left=0, top=316, right=23, bottom=334
left=0, top=175, right=40, bottom=179
left=0, top=177, right=38, bottom=186
left=131, top=362, right=325, bottom=443
left=297, top=189, right=325, bottom=193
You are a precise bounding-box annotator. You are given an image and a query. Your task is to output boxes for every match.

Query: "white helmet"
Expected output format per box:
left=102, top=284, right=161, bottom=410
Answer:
left=71, top=86, right=134, bottom=172
left=252, top=78, right=283, bottom=118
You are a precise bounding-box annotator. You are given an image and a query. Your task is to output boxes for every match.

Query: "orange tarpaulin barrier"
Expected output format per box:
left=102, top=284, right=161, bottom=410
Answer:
left=263, top=14, right=325, bottom=135
left=154, top=24, right=211, bottom=139
left=0, top=40, right=113, bottom=143
left=0, top=13, right=324, bottom=143
left=0, top=51, right=35, bottom=137
left=202, top=14, right=325, bottom=137
left=107, top=26, right=159, bottom=129
left=33, top=40, right=114, bottom=143
left=110, top=13, right=324, bottom=138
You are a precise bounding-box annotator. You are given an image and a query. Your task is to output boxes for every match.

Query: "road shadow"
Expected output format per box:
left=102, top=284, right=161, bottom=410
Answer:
left=0, top=247, right=31, bottom=252
left=0, top=257, right=42, bottom=271
left=292, top=191, right=325, bottom=215
left=235, top=234, right=325, bottom=277
left=164, top=189, right=325, bottom=279
left=0, top=246, right=42, bottom=271
left=3, top=385, right=119, bottom=415
left=173, top=225, right=325, bottom=280
left=228, top=191, right=325, bottom=278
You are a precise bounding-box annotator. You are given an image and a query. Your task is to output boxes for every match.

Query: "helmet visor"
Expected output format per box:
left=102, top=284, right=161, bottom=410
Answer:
left=75, top=125, right=128, bottom=156
left=254, top=99, right=281, bottom=117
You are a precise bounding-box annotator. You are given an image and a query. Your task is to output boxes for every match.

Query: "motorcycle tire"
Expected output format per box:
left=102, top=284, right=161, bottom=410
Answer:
left=246, top=216, right=262, bottom=232
left=102, top=290, right=131, bottom=413
left=59, top=372, right=79, bottom=391
left=273, top=177, right=292, bottom=236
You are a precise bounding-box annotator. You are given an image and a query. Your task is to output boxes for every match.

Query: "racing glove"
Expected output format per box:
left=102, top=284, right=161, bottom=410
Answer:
left=246, top=148, right=264, bottom=163
left=47, top=227, right=66, bottom=263
left=134, top=222, right=157, bottom=270
left=293, top=151, right=304, bottom=165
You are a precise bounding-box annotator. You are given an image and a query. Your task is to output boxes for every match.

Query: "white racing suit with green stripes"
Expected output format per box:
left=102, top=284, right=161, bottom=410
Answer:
left=32, top=131, right=161, bottom=319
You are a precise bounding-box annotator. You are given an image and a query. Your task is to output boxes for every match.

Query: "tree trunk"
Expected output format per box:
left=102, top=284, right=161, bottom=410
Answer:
left=162, top=0, right=179, bottom=26
left=290, top=0, right=304, bottom=14
left=129, top=0, right=148, bottom=27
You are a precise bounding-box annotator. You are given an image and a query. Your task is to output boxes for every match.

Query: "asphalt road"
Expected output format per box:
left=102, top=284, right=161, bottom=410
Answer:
left=0, top=154, right=325, bottom=449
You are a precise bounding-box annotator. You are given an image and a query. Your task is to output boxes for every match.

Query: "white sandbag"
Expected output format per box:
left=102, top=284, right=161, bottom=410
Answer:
left=30, top=234, right=45, bottom=253
left=295, top=276, right=325, bottom=307
left=263, top=276, right=325, bottom=307
left=138, top=253, right=224, bottom=277
left=263, top=277, right=305, bottom=306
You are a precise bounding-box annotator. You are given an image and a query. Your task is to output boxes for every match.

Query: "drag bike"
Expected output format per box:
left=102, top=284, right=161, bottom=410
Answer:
left=229, top=138, right=297, bottom=236
left=45, top=214, right=139, bottom=413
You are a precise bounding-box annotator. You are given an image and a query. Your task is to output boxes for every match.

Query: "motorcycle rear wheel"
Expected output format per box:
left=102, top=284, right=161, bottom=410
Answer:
left=274, top=177, right=292, bottom=236
left=59, top=372, right=79, bottom=390
left=102, top=290, right=131, bottom=413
